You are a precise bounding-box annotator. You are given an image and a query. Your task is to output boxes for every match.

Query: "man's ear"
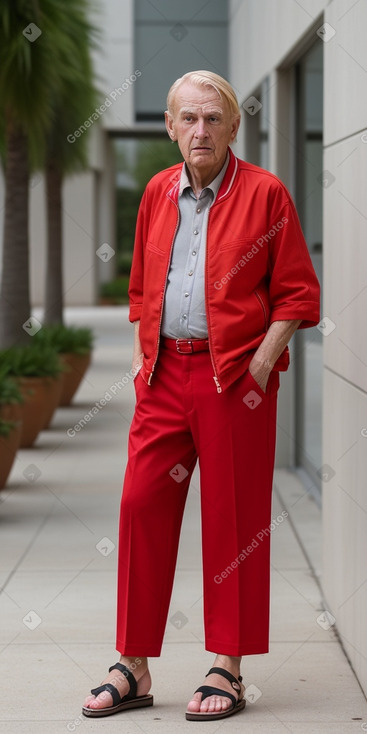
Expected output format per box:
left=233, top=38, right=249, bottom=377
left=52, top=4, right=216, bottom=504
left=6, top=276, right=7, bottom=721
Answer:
left=230, top=115, right=241, bottom=143
left=165, top=110, right=176, bottom=141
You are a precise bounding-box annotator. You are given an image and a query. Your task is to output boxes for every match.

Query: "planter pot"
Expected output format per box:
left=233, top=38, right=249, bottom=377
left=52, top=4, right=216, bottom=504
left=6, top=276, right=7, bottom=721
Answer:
left=42, top=374, right=64, bottom=429
left=59, top=352, right=91, bottom=406
left=0, top=421, right=22, bottom=489
left=17, top=377, right=50, bottom=448
left=0, top=402, right=23, bottom=424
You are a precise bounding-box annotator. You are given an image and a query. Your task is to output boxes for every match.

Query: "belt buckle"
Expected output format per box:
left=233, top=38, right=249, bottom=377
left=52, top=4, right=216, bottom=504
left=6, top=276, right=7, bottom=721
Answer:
left=176, top=339, right=193, bottom=354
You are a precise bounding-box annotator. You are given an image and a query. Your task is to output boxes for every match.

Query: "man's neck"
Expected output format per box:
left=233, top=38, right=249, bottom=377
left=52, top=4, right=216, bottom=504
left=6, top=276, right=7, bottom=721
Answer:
left=185, top=159, right=226, bottom=198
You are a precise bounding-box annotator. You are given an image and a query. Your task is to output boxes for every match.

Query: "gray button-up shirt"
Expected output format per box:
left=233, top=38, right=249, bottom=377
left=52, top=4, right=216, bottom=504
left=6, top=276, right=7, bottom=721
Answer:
left=161, top=154, right=229, bottom=339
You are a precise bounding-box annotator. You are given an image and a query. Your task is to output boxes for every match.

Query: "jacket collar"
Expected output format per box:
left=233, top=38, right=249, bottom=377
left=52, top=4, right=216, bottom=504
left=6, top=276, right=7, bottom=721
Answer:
left=167, top=147, right=238, bottom=204
left=216, top=148, right=238, bottom=202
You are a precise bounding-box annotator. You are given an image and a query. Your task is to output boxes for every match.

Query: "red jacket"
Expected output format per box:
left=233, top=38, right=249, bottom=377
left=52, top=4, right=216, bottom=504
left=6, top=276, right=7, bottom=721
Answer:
left=129, top=148, right=320, bottom=392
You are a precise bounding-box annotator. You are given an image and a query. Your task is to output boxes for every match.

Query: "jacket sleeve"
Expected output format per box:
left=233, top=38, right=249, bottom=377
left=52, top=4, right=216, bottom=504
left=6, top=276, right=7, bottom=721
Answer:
left=128, top=189, right=148, bottom=323
left=268, top=194, right=320, bottom=329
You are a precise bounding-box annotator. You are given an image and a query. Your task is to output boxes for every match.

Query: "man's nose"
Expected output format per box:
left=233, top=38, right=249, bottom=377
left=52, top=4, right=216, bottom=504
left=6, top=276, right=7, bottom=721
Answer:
left=194, top=118, right=208, bottom=138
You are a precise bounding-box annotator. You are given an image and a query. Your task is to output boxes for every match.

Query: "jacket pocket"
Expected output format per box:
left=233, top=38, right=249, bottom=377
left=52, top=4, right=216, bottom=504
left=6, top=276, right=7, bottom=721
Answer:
left=146, top=240, right=165, bottom=256
left=219, top=237, right=259, bottom=252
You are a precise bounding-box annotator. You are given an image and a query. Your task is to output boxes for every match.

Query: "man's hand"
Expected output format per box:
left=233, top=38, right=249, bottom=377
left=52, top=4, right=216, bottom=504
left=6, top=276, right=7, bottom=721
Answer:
left=248, top=319, right=302, bottom=393
left=248, top=357, right=272, bottom=393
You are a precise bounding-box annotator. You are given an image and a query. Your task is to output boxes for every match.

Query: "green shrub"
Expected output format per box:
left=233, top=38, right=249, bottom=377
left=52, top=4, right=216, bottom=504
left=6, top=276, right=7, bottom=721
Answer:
left=34, top=324, right=94, bottom=355
left=0, top=374, right=23, bottom=404
left=0, top=344, right=63, bottom=378
left=117, top=252, right=133, bottom=276
left=100, top=276, right=129, bottom=303
left=0, top=418, right=18, bottom=438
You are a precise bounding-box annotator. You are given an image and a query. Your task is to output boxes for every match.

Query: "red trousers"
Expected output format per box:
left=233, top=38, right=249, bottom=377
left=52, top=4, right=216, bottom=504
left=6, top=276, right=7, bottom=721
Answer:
left=116, top=340, right=279, bottom=657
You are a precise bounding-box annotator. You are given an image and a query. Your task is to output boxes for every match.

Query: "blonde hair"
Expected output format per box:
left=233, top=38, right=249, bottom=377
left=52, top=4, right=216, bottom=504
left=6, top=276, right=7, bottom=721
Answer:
left=166, top=70, right=240, bottom=120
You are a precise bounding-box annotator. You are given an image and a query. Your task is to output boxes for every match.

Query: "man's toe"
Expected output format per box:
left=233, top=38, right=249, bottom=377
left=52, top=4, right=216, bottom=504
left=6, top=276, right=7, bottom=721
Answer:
left=200, top=695, right=231, bottom=713
left=83, top=695, right=96, bottom=708
left=186, top=692, right=202, bottom=712
left=84, top=691, right=113, bottom=710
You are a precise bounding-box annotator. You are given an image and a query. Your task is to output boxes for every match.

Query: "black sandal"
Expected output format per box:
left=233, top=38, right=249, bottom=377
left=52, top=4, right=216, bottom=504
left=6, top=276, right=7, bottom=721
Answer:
left=185, top=666, right=246, bottom=721
left=82, top=662, right=153, bottom=718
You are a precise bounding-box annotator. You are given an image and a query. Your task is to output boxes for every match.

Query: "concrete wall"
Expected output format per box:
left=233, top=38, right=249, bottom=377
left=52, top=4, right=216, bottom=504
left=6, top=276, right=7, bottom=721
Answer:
left=322, top=0, right=367, bottom=697
left=91, top=0, right=136, bottom=130
left=229, top=0, right=325, bottom=103
left=0, top=155, right=102, bottom=309
left=229, top=0, right=367, bottom=697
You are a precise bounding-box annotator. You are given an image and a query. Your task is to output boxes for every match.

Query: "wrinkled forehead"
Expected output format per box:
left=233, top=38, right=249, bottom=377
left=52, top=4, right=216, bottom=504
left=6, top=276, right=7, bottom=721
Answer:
left=171, top=81, right=225, bottom=116
left=177, top=101, right=224, bottom=117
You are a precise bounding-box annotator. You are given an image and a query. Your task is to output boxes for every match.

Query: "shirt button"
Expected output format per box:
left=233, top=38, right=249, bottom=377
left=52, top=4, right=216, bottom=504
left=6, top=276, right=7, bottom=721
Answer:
left=197, top=207, right=201, bottom=213
left=182, top=314, right=187, bottom=319
left=192, top=251, right=197, bottom=256
left=193, top=229, right=199, bottom=235
left=184, top=292, right=189, bottom=297
left=188, top=270, right=193, bottom=276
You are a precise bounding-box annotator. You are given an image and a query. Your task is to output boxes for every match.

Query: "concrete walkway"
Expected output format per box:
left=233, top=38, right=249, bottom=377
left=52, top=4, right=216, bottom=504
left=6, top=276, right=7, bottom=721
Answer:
left=1, top=307, right=366, bottom=733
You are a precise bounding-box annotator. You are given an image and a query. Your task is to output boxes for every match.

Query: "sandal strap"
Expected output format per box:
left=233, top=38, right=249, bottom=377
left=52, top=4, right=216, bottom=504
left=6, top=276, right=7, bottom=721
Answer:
left=90, top=683, right=121, bottom=707
left=206, top=666, right=243, bottom=692
left=194, top=685, right=237, bottom=709
left=108, top=662, right=137, bottom=700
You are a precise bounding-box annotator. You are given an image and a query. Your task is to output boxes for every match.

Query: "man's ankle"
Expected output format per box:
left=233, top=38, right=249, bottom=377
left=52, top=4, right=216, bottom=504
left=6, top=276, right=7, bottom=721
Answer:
left=119, top=655, right=148, bottom=672
left=213, top=654, right=241, bottom=675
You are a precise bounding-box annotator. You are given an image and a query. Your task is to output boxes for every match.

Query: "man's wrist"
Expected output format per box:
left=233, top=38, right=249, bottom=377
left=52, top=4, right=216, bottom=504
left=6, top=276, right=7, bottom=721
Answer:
left=249, top=354, right=274, bottom=374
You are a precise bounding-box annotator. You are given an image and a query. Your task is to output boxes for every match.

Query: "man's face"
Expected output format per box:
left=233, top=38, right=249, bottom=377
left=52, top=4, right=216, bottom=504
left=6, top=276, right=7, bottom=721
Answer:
left=165, top=81, right=240, bottom=177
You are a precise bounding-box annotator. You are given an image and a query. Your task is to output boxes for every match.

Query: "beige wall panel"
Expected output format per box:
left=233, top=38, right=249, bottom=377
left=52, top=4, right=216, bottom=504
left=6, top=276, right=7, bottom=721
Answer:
left=92, top=0, right=136, bottom=130
left=322, top=135, right=367, bottom=391
left=29, top=176, right=47, bottom=307
left=62, top=173, right=97, bottom=306
left=30, top=173, right=97, bottom=308
left=324, top=0, right=367, bottom=145
left=229, top=0, right=326, bottom=101
left=322, top=369, right=367, bottom=694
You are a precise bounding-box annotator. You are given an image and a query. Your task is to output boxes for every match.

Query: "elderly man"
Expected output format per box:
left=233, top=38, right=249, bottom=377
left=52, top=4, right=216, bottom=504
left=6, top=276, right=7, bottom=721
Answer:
left=83, top=70, right=320, bottom=722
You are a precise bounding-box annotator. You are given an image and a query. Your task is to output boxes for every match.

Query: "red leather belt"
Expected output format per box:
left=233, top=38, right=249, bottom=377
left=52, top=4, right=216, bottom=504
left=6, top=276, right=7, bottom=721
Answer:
left=161, top=337, right=210, bottom=354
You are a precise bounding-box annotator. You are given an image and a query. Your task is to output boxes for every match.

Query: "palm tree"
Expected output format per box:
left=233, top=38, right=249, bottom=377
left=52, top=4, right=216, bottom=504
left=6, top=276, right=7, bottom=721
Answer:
left=0, top=0, right=98, bottom=344
left=43, top=3, right=99, bottom=324
left=0, top=1, right=64, bottom=347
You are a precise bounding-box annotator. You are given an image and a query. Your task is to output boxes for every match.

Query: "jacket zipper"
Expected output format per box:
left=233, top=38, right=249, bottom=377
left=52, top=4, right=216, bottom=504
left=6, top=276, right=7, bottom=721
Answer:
left=254, top=290, right=269, bottom=331
left=148, top=199, right=181, bottom=385
left=205, top=208, right=222, bottom=393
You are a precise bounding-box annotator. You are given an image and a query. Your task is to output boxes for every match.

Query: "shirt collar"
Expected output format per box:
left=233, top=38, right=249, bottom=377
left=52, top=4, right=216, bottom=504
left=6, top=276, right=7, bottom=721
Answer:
left=179, top=152, right=230, bottom=201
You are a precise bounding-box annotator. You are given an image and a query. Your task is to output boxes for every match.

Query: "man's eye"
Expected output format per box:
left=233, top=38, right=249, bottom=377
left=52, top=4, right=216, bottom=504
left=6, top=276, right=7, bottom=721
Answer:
left=209, top=116, right=218, bottom=122
left=184, top=116, right=193, bottom=122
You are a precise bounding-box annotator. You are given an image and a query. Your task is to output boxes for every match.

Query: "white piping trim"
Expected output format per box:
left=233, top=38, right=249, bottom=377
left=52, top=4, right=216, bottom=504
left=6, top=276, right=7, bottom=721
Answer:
left=167, top=181, right=180, bottom=200
left=217, top=157, right=238, bottom=200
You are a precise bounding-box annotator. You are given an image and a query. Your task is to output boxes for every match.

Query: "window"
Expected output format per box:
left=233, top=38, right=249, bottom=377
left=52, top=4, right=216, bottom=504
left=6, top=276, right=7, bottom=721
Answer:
left=134, top=0, right=228, bottom=122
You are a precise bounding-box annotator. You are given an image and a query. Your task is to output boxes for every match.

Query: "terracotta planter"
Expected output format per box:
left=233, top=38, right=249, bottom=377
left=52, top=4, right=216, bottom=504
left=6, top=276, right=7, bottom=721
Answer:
left=59, top=352, right=91, bottom=406
left=42, top=374, right=64, bottom=429
left=0, top=421, right=22, bottom=489
left=17, top=377, right=50, bottom=448
left=0, top=403, right=23, bottom=425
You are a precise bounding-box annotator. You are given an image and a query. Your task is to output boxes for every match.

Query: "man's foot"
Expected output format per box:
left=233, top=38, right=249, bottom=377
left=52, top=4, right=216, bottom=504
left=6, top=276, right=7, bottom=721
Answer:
left=186, top=655, right=244, bottom=715
left=83, top=656, right=151, bottom=711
